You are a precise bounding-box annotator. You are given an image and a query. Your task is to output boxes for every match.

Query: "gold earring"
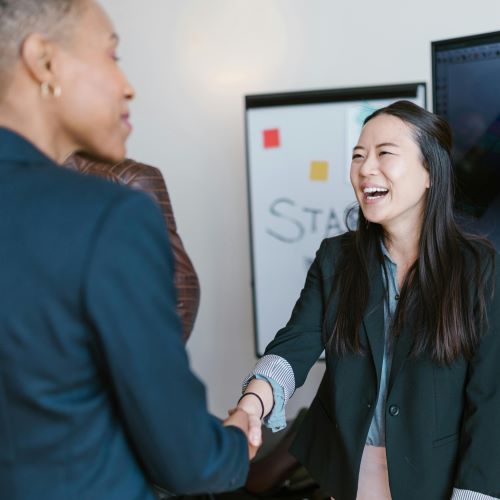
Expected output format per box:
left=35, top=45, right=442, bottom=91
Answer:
left=40, top=81, right=50, bottom=98
left=40, top=82, right=62, bottom=98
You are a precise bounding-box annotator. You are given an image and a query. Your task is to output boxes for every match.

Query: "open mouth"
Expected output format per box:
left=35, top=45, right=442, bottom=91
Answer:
left=363, top=187, right=389, bottom=201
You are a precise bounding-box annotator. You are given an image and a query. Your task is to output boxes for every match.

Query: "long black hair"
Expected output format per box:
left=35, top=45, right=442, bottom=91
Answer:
left=324, top=100, right=495, bottom=364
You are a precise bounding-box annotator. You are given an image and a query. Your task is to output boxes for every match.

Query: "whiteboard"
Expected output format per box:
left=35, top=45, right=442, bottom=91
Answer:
left=245, top=83, right=427, bottom=356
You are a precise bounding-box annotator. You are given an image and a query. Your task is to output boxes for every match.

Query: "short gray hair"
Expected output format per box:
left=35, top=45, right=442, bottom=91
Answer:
left=0, top=0, right=84, bottom=96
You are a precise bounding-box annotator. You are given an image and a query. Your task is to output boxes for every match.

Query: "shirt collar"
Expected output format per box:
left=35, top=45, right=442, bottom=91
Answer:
left=0, top=127, right=56, bottom=167
left=380, top=238, right=397, bottom=266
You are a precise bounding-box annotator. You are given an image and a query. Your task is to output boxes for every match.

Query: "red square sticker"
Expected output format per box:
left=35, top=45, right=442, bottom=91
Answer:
left=263, top=128, right=280, bottom=148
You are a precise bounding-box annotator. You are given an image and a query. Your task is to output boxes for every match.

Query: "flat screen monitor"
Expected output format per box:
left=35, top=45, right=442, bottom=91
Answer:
left=432, top=31, right=500, bottom=247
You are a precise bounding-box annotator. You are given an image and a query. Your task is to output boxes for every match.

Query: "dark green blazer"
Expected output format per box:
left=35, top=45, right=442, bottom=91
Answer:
left=0, top=128, right=248, bottom=499
left=264, top=234, right=500, bottom=500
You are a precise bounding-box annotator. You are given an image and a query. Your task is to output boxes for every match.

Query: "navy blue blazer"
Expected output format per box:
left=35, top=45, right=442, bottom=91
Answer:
left=0, top=128, right=248, bottom=499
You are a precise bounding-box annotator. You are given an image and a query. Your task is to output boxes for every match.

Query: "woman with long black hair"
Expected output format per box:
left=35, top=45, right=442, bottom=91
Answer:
left=235, top=101, right=500, bottom=500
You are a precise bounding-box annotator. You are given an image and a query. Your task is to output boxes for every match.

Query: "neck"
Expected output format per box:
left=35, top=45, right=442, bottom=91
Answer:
left=0, top=85, right=75, bottom=164
left=0, top=113, right=74, bottom=165
left=382, top=221, right=421, bottom=269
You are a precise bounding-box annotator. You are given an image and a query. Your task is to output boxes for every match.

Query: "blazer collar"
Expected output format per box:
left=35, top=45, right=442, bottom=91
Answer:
left=0, top=127, right=56, bottom=167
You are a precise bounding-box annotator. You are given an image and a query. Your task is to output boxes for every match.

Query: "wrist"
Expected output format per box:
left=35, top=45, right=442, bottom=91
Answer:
left=237, top=400, right=262, bottom=418
left=237, top=392, right=265, bottom=419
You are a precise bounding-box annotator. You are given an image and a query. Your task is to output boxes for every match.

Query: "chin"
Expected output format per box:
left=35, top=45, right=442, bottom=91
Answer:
left=79, top=143, right=126, bottom=165
left=360, top=209, right=379, bottom=223
left=102, top=149, right=126, bottom=164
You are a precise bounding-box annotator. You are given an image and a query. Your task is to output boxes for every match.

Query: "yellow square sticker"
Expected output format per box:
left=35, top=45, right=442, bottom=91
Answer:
left=310, top=161, right=329, bottom=181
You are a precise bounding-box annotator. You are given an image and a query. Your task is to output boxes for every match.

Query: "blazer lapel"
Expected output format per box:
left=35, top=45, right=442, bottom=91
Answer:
left=387, top=311, right=414, bottom=394
left=362, top=263, right=385, bottom=387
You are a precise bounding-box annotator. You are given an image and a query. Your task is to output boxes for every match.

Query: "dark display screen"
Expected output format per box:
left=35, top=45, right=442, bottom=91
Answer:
left=433, top=32, right=500, bottom=247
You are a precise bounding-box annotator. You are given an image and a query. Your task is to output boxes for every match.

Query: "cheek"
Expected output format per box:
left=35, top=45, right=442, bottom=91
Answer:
left=66, top=71, right=121, bottom=132
left=384, top=161, right=421, bottom=190
left=393, top=169, right=429, bottom=203
left=80, top=74, right=118, bottom=111
left=61, top=89, right=113, bottom=135
left=382, top=161, right=403, bottom=180
left=59, top=80, right=125, bottom=159
left=64, top=57, right=121, bottom=110
left=350, top=170, right=364, bottom=203
left=54, top=56, right=128, bottom=161
left=349, top=163, right=358, bottom=186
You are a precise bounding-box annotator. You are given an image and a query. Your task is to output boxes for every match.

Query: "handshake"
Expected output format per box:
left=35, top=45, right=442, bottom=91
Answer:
left=223, top=378, right=273, bottom=460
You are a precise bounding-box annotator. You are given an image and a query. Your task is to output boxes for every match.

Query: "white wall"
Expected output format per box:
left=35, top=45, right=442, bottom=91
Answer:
left=104, top=0, right=500, bottom=418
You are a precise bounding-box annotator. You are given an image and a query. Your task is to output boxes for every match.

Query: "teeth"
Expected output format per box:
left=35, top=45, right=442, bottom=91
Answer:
left=363, top=187, right=388, bottom=194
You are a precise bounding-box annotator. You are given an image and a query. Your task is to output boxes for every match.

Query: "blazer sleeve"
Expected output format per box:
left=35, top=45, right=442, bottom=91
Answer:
left=264, top=238, right=335, bottom=388
left=453, top=253, right=500, bottom=498
left=82, top=190, right=248, bottom=494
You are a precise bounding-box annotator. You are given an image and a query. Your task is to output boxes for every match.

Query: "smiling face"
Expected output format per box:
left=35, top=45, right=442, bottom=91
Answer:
left=350, top=113, right=430, bottom=232
left=52, top=0, right=134, bottom=162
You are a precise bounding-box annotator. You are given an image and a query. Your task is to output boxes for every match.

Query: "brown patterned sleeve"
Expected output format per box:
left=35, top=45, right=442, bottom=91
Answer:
left=64, top=154, right=200, bottom=342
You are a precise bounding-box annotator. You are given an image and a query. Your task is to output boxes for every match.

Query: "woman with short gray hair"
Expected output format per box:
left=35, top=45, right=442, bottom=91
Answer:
left=0, top=1, right=256, bottom=498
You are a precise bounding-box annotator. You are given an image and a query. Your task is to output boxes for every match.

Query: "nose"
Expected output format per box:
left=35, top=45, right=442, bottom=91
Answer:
left=124, top=80, right=135, bottom=101
left=358, top=151, right=379, bottom=177
left=122, top=73, right=135, bottom=101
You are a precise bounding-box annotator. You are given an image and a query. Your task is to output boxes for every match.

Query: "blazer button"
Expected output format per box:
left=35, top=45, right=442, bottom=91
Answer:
left=389, top=405, right=400, bottom=416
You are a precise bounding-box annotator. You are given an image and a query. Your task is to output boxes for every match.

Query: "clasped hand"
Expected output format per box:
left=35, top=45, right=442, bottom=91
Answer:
left=224, top=407, right=262, bottom=460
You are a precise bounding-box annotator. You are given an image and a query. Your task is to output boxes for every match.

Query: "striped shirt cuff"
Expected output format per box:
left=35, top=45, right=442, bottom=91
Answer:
left=242, top=354, right=295, bottom=404
left=452, top=488, right=499, bottom=499
left=255, top=374, right=287, bottom=432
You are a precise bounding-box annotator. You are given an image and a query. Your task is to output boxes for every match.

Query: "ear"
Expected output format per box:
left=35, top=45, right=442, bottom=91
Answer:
left=423, top=161, right=431, bottom=189
left=20, top=33, right=58, bottom=86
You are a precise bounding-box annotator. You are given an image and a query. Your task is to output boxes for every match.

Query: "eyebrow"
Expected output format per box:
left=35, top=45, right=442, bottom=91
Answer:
left=353, top=142, right=400, bottom=151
